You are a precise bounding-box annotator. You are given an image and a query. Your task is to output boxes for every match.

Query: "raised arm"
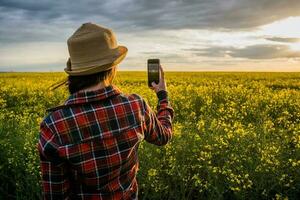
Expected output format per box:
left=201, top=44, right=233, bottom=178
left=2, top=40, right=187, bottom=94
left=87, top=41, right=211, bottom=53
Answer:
left=143, top=65, right=174, bottom=146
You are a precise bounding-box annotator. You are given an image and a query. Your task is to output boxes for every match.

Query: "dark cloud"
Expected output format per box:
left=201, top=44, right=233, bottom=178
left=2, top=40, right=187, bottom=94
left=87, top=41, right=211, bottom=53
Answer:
left=188, top=44, right=300, bottom=59
left=0, top=0, right=55, bottom=11
left=1, top=0, right=300, bottom=43
left=265, top=37, right=300, bottom=43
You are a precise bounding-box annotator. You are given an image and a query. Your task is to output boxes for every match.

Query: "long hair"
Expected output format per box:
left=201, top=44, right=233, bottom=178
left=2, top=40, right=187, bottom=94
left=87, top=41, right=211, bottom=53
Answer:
left=67, top=67, right=116, bottom=94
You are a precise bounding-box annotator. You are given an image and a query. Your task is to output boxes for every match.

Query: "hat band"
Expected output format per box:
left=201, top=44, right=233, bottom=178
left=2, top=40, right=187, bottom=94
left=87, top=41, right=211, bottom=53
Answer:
left=69, top=52, right=120, bottom=70
left=68, top=55, right=118, bottom=71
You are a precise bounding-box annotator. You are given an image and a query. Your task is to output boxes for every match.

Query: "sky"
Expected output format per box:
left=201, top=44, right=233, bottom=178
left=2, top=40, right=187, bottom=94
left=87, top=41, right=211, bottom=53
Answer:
left=0, top=0, right=300, bottom=72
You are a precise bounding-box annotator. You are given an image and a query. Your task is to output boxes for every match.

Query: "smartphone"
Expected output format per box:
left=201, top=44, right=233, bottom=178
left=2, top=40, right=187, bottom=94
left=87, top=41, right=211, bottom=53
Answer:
left=147, top=59, right=160, bottom=87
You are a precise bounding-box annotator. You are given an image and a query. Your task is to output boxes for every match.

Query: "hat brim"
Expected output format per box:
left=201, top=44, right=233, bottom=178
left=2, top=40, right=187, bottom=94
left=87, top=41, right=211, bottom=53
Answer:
left=64, top=45, right=127, bottom=76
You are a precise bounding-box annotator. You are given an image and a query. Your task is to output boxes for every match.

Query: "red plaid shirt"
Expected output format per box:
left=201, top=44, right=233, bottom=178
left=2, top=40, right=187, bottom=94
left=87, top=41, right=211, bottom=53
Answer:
left=37, top=85, right=174, bottom=200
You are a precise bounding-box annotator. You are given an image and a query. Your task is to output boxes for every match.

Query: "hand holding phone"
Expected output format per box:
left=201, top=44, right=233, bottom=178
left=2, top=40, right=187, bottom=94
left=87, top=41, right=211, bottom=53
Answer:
left=147, top=59, right=166, bottom=93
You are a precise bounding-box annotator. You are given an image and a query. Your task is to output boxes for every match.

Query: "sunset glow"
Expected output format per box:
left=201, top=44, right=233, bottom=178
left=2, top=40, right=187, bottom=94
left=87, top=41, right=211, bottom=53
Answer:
left=260, top=17, right=300, bottom=38
left=290, top=43, right=300, bottom=51
left=0, top=1, right=300, bottom=71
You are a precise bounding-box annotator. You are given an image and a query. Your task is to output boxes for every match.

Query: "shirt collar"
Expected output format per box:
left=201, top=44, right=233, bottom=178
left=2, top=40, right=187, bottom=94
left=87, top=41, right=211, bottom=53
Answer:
left=64, top=84, right=121, bottom=106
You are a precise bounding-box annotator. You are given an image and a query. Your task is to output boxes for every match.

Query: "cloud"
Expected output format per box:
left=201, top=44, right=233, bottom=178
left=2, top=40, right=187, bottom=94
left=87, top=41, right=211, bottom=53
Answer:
left=1, top=0, right=300, bottom=71
left=188, top=44, right=300, bottom=59
left=265, top=37, right=300, bottom=43
left=1, top=0, right=300, bottom=43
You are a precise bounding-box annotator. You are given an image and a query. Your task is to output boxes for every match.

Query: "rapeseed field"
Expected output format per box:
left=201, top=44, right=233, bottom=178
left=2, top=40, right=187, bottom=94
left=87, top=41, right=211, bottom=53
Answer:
left=0, top=72, right=299, bottom=199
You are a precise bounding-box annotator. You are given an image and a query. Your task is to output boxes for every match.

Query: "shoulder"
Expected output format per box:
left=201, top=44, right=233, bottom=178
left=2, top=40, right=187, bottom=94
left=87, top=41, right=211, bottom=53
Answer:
left=127, top=93, right=144, bottom=101
left=40, top=114, right=52, bottom=130
left=116, top=93, right=148, bottom=112
left=39, top=109, right=62, bottom=135
left=115, top=92, right=144, bottom=102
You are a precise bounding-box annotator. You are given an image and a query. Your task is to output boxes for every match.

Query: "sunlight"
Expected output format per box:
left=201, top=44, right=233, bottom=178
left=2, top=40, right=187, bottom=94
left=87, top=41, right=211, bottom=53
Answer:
left=289, top=43, right=300, bottom=51
left=260, top=17, right=300, bottom=38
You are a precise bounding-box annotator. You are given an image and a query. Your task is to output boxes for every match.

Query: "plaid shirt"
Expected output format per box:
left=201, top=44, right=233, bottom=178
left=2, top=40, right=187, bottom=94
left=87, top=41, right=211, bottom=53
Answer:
left=37, top=85, right=174, bottom=200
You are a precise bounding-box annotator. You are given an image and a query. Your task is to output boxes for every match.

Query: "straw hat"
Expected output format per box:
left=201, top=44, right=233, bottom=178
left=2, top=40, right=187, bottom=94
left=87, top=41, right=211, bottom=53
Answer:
left=64, top=22, right=127, bottom=76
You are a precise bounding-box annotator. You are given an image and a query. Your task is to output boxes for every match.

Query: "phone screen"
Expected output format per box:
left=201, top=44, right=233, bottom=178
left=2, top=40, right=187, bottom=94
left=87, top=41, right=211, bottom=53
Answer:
left=148, top=59, right=159, bottom=87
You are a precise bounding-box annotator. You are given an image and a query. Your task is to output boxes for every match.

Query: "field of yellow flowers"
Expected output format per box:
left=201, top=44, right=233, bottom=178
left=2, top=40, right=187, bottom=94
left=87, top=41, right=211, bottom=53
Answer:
left=0, top=72, right=299, bottom=199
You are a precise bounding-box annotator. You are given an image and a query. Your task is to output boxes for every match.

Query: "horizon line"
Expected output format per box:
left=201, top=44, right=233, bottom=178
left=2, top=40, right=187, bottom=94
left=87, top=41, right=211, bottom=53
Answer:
left=1, top=70, right=300, bottom=73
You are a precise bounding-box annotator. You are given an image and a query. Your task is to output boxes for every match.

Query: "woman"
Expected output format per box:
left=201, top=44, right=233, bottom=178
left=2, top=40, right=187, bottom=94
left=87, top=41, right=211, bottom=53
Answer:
left=37, top=22, right=174, bottom=199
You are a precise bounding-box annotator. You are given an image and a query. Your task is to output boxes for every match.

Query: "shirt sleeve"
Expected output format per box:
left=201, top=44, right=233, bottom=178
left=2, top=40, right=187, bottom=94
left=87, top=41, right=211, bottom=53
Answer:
left=37, top=121, right=70, bottom=200
left=142, top=90, right=174, bottom=146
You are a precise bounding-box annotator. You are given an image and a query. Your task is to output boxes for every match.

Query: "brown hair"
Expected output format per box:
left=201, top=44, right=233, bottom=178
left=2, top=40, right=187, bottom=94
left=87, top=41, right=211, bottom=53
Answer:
left=67, top=67, right=116, bottom=94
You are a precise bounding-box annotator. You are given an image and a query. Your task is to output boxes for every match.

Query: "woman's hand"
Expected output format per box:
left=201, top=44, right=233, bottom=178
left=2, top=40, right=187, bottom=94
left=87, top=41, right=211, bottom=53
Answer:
left=151, top=65, right=167, bottom=93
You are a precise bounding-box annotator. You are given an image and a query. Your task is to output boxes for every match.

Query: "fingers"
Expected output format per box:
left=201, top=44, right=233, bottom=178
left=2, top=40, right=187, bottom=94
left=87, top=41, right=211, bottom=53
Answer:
left=159, top=65, right=165, bottom=80
left=149, top=65, right=166, bottom=93
left=151, top=82, right=158, bottom=88
left=151, top=82, right=159, bottom=92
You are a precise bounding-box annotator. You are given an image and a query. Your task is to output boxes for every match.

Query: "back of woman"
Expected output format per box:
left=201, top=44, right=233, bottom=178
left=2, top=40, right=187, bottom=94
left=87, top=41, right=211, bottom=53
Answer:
left=37, top=23, right=174, bottom=200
